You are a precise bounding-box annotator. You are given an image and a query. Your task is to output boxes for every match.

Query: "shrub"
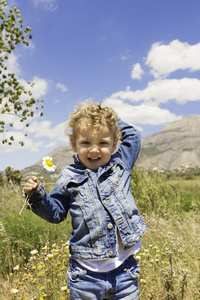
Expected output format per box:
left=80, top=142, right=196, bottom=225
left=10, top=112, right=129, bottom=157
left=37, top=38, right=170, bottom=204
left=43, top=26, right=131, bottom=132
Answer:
left=131, top=168, right=181, bottom=217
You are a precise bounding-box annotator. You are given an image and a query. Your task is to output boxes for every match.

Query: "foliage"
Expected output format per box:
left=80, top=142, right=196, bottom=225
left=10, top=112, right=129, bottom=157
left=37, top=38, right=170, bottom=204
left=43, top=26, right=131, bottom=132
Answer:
left=138, top=213, right=200, bottom=299
left=0, top=172, right=3, bottom=185
left=131, top=168, right=181, bottom=217
left=0, top=212, right=199, bottom=299
left=4, top=166, right=22, bottom=185
left=0, top=0, right=44, bottom=146
left=0, top=209, right=71, bottom=277
left=1, top=241, right=71, bottom=299
left=0, top=170, right=200, bottom=298
left=164, top=166, right=200, bottom=180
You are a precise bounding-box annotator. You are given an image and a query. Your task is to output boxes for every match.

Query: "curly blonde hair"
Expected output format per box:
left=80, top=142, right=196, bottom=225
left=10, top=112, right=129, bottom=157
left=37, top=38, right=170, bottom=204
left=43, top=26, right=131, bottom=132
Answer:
left=66, top=101, right=121, bottom=144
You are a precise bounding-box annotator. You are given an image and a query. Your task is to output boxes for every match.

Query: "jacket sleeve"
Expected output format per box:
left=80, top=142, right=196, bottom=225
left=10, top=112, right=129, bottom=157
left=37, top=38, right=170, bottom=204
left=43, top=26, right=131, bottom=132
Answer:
left=25, top=180, right=69, bottom=224
left=116, top=119, right=141, bottom=170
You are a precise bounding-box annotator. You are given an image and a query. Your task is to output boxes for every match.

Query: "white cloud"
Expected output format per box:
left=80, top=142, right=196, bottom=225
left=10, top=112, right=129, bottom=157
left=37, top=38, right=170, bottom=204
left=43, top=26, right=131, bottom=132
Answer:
left=0, top=114, right=26, bottom=131
left=56, top=83, right=68, bottom=92
left=27, top=120, right=67, bottom=143
left=103, top=98, right=182, bottom=125
left=0, top=130, right=43, bottom=153
left=131, top=63, right=144, bottom=80
left=31, top=0, right=58, bottom=11
left=5, top=53, right=21, bottom=77
left=1, top=119, right=68, bottom=153
left=32, top=76, right=48, bottom=98
left=19, top=76, right=48, bottom=99
left=121, top=56, right=128, bottom=60
left=110, top=78, right=200, bottom=105
left=146, top=40, right=200, bottom=78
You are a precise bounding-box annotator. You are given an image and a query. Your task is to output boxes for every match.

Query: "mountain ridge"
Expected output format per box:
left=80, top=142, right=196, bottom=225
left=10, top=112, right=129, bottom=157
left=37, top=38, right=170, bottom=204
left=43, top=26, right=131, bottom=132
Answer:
left=21, top=114, right=200, bottom=175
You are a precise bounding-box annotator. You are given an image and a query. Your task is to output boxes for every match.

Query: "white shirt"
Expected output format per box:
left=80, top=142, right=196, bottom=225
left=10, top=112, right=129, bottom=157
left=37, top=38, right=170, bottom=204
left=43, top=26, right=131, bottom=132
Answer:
left=77, top=230, right=141, bottom=272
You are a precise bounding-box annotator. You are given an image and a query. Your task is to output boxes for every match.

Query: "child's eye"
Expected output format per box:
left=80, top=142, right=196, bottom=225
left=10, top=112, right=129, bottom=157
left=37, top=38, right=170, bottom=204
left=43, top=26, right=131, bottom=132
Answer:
left=81, top=141, right=90, bottom=145
left=100, top=141, right=108, bottom=145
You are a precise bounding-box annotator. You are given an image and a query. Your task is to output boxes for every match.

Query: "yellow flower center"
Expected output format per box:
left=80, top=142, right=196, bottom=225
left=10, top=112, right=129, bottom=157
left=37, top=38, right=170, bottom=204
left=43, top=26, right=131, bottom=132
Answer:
left=45, top=159, right=53, bottom=167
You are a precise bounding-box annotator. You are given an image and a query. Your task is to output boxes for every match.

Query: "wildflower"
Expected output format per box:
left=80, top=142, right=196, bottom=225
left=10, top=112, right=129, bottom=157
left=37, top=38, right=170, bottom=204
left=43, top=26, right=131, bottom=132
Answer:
left=37, top=265, right=43, bottom=269
left=31, top=249, right=38, bottom=255
left=135, top=255, right=141, bottom=260
left=14, top=265, right=20, bottom=270
left=42, top=156, right=56, bottom=172
left=47, top=254, right=54, bottom=259
left=0, top=222, right=5, bottom=235
left=14, top=279, right=19, bottom=284
left=61, top=286, right=68, bottom=291
left=37, top=271, right=45, bottom=277
left=11, top=288, right=19, bottom=294
left=144, top=249, right=149, bottom=253
left=140, top=279, right=147, bottom=283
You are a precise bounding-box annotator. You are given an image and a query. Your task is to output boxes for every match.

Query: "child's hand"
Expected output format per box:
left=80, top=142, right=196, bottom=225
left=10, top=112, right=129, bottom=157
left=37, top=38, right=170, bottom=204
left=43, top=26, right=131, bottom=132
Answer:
left=24, top=176, right=39, bottom=196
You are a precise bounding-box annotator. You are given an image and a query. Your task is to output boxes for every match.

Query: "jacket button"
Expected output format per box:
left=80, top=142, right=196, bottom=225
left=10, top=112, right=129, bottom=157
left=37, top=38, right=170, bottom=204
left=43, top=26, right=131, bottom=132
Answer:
left=107, top=223, right=113, bottom=230
left=103, top=200, right=110, bottom=205
left=109, top=250, right=113, bottom=257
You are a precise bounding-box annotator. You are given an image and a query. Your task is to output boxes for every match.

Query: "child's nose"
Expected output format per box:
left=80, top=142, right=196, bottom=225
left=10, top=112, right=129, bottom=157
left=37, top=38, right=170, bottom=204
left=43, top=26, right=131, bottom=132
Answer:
left=90, top=145, right=100, bottom=153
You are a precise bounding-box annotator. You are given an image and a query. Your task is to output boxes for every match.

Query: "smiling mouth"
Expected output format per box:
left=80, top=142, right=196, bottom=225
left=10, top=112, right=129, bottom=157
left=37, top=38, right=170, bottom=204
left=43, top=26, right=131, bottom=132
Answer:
left=88, top=158, right=100, bottom=164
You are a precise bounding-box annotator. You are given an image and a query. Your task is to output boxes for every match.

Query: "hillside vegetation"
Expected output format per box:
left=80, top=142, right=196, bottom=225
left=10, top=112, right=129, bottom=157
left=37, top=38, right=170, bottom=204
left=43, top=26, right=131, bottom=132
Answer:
left=0, top=169, right=200, bottom=299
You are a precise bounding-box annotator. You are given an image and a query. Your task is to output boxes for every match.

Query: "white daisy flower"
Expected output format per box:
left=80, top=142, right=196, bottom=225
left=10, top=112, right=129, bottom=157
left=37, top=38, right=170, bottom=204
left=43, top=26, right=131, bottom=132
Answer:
left=42, top=156, right=56, bottom=172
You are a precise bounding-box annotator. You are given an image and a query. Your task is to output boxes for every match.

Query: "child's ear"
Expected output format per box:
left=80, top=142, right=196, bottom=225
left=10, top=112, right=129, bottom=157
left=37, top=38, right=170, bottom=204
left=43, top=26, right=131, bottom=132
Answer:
left=70, top=138, right=77, bottom=152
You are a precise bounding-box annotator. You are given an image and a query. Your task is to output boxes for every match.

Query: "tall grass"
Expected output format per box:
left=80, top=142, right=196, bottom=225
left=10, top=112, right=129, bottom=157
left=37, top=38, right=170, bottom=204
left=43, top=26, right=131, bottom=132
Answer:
left=131, top=168, right=181, bottom=217
left=0, top=185, right=71, bottom=279
left=0, top=169, right=200, bottom=299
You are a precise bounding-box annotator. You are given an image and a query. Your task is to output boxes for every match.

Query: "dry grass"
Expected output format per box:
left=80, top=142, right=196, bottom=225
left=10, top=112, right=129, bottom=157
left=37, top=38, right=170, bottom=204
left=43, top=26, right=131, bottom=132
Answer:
left=1, top=241, right=71, bottom=300
left=0, top=173, right=200, bottom=299
left=0, top=212, right=199, bottom=300
left=139, top=213, right=200, bottom=299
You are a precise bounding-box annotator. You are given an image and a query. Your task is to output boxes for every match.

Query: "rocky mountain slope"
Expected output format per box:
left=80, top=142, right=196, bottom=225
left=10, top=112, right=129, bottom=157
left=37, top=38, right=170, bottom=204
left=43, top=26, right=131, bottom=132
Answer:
left=136, top=114, right=200, bottom=170
left=21, top=114, right=200, bottom=175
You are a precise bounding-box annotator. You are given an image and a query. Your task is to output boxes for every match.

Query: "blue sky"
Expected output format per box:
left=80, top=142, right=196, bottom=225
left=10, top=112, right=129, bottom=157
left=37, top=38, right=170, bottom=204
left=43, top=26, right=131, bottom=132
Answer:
left=1, top=0, right=200, bottom=171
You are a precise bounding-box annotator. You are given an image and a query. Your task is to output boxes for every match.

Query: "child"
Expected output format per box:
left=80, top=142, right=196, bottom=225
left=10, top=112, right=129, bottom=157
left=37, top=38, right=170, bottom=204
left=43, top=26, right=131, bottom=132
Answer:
left=24, top=101, right=147, bottom=300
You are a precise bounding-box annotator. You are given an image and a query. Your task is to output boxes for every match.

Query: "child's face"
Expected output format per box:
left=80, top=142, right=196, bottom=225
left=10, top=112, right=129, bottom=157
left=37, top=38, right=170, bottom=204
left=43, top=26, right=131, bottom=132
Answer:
left=71, top=125, right=117, bottom=170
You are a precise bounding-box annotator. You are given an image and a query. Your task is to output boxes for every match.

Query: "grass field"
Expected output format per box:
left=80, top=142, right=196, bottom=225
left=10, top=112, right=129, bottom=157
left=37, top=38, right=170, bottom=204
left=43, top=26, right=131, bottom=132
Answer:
left=0, top=169, right=199, bottom=299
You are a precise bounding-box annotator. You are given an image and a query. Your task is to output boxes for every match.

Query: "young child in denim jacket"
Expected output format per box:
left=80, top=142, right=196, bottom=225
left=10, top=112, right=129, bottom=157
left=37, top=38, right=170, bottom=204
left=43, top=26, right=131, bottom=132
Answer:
left=24, top=101, right=147, bottom=300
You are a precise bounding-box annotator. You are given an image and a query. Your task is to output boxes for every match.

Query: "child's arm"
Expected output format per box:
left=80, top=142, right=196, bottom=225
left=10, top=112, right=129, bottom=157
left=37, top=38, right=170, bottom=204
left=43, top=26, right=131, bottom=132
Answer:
left=23, top=176, right=69, bottom=224
left=116, top=119, right=141, bottom=170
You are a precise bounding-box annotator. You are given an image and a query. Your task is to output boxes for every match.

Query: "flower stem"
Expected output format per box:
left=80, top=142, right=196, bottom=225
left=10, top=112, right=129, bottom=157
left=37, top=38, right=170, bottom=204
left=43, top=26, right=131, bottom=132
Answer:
left=37, top=167, right=45, bottom=176
left=19, top=196, right=28, bottom=216
left=19, top=167, right=45, bottom=216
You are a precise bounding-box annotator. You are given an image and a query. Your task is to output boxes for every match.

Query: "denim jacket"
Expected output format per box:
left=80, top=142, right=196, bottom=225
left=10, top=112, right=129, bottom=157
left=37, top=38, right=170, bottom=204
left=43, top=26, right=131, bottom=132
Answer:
left=27, top=119, right=147, bottom=260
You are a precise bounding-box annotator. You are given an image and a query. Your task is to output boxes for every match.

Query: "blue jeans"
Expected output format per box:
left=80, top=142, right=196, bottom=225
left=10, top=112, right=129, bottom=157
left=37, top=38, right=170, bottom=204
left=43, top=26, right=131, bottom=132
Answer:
left=67, top=255, right=139, bottom=299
